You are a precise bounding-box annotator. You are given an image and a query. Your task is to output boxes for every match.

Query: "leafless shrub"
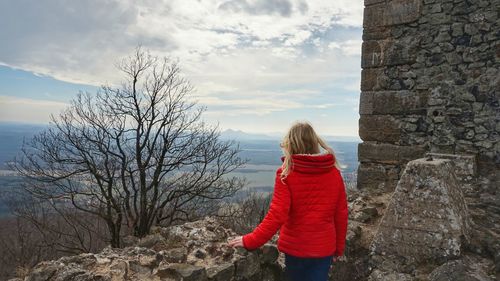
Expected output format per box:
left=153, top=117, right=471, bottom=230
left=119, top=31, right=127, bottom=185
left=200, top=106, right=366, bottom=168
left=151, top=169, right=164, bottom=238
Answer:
left=217, top=190, right=272, bottom=234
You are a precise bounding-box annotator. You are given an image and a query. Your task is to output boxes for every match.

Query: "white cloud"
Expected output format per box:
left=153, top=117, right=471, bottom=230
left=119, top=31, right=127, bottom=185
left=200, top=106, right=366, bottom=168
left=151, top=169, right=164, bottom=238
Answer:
left=0, top=96, right=68, bottom=123
left=195, top=95, right=302, bottom=115
left=0, top=0, right=362, bottom=84
left=0, top=0, right=363, bottom=135
left=328, top=39, right=362, bottom=56
left=309, top=103, right=340, bottom=109
left=283, top=30, right=312, bottom=46
left=343, top=78, right=361, bottom=92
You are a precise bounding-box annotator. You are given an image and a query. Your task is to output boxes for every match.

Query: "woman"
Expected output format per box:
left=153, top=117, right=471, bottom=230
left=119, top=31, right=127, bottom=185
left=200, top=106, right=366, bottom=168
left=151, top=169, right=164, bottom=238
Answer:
left=228, top=121, right=348, bottom=281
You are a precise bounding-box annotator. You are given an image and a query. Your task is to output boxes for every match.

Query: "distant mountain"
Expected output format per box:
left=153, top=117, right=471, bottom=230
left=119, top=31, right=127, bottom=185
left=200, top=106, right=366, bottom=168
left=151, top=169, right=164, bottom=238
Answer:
left=220, top=128, right=361, bottom=142
left=220, top=129, right=279, bottom=141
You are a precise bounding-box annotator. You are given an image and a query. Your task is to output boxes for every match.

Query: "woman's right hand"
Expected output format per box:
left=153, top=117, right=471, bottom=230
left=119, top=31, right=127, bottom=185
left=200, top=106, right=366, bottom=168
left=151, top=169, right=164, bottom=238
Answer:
left=227, top=236, right=244, bottom=248
left=332, top=255, right=344, bottom=262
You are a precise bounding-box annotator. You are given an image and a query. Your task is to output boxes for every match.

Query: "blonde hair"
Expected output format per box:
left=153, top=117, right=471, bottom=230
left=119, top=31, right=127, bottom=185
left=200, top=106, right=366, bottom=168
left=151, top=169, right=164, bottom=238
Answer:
left=280, top=121, right=342, bottom=180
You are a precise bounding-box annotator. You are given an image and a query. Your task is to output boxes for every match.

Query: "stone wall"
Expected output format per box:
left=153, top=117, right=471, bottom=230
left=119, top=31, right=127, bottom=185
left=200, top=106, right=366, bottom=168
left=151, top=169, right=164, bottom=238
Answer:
left=358, top=0, right=499, bottom=192
left=357, top=0, right=499, bottom=259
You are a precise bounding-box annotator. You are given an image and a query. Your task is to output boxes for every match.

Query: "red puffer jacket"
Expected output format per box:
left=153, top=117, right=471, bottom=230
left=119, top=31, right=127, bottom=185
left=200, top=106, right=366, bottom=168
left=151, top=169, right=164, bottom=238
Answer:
left=242, top=153, right=348, bottom=257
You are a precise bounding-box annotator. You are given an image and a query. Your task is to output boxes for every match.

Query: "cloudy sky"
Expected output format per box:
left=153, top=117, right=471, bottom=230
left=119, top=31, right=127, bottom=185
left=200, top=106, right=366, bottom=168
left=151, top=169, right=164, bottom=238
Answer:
left=0, top=0, right=363, bottom=137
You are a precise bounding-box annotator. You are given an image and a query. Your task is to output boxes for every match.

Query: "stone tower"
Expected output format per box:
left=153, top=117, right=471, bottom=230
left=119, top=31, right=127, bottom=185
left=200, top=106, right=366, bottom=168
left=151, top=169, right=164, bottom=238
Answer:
left=357, top=0, right=499, bottom=257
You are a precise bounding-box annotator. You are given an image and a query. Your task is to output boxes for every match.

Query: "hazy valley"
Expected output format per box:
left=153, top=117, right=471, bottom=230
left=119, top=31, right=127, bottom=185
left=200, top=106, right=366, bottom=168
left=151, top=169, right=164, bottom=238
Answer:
left=0, top=123, right=360, bottom=216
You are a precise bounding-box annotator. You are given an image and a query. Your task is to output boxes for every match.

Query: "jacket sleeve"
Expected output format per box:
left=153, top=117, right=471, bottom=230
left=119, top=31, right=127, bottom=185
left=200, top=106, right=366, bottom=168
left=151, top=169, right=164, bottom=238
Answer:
left=334, top=171, right=349, bottom=256
left=242, top=168, right=291, bottom=250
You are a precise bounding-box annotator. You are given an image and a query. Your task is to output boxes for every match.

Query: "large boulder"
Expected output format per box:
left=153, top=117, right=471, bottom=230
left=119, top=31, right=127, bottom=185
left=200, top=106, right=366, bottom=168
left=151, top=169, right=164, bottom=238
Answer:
left=370, top=157, right=472, bottom=273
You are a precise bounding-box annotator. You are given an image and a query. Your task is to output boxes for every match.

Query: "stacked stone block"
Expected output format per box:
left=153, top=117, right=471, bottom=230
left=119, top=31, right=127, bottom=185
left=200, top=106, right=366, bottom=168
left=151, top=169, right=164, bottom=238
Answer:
left=358, top=0, right=499, bottom=192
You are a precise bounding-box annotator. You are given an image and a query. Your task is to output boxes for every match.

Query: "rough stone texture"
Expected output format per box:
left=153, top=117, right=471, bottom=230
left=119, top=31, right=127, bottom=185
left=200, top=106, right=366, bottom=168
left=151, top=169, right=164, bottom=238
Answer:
left=425, top=152, right=478, bottom=181
left=370, top=158, right=472, bottom=273
left=358, top=0, right=500, bottom=272
left=360, top=91, right=429, bottom=115
left=357, top=162, right=401, bottom=192
left=13, top=217, right=283, bottom=281
left=428, top=152, right=477, bottom=171
left=367, top=269, right=415, bottom=281
left=156, top=263, right=208, bottom=281
left=206, top=263, right=234, bottom=281
left=427, top=255, right=496, bottom=281
left=359, top=115, right=402, bottom=143
left=358, top=141, right=427, bottom=164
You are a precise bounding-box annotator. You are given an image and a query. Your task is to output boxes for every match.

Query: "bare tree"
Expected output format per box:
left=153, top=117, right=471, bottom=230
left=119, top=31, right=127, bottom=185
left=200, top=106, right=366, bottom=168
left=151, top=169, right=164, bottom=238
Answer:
left=12, top=48, right=246, bottom=247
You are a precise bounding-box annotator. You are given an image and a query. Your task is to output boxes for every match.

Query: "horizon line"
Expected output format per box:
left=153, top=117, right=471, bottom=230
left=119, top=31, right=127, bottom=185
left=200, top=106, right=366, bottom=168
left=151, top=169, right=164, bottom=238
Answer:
left=0, top=121, right=361, bottom=139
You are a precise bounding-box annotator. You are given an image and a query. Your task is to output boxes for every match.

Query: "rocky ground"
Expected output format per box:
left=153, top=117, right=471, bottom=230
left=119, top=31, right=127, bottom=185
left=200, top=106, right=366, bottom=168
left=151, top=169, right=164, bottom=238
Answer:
left=10, top=158, right=499, bottom=281
left=10, top=217, right=282, bottom=281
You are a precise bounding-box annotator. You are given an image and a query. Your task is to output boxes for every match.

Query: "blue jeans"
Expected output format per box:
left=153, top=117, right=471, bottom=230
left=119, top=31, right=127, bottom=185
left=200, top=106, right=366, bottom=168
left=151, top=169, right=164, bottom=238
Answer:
left=284, top=254, right=333, bottom=281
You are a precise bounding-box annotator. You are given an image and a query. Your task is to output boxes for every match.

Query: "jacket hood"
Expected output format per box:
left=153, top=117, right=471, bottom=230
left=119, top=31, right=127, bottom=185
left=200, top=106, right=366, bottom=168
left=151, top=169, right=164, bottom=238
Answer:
left=280, top=153, right=336, bottom=174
